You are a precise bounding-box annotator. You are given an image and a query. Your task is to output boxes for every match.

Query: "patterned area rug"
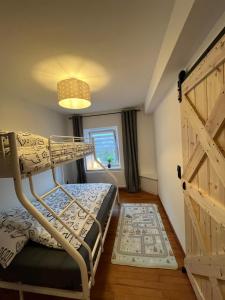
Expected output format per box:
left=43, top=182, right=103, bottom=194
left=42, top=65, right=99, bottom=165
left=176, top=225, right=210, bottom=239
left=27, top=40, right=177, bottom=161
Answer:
left=111, top=203, right=178, bottom=269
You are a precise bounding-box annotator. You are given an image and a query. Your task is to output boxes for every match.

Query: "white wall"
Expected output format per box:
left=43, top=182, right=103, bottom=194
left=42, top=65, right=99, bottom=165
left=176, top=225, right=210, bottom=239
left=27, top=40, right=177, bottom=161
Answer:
left=187, top=10, right=225, bottom=71
left=153, top=85, right=185, bottom=249
left=153, top=13, right=225, bottom=252
left=63, top=118, right=78, bottom=184
left=0, top=96, right=67, bottom=210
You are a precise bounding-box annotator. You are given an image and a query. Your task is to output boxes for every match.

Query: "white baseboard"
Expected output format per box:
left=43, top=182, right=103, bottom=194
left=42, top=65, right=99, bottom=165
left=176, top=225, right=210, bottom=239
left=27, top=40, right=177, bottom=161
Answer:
left=140, top=176, right=158, bottom=195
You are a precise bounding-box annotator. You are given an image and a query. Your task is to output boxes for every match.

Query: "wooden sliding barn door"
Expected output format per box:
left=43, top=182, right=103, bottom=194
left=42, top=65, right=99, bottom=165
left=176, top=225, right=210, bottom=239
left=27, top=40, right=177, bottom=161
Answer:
left=181, top=32, right=225, bottom=300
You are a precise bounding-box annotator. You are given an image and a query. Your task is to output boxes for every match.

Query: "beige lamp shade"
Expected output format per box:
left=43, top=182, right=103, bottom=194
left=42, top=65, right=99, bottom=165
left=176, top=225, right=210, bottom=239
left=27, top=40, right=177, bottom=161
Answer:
left=57, top=78, right=91, bottom=109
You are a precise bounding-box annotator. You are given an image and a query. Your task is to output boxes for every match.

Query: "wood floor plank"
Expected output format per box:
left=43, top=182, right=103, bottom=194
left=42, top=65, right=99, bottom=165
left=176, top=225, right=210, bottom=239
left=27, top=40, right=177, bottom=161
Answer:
left=0, top=189, right=196, bottom=300
left=91, top=190, right=196, bottom=300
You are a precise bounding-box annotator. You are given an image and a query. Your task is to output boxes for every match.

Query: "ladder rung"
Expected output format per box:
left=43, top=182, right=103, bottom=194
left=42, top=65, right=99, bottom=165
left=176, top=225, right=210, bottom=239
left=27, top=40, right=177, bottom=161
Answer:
left=58, top=199, right=76, bottom=217
left=41, top=186, right=59, bottom=198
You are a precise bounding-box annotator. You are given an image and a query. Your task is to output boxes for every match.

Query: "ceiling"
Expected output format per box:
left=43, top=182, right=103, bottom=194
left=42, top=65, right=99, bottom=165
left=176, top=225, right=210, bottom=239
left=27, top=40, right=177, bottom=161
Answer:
left=145, top=0, right=225, bottom=112
left=0, top=0, right=174, bottom=114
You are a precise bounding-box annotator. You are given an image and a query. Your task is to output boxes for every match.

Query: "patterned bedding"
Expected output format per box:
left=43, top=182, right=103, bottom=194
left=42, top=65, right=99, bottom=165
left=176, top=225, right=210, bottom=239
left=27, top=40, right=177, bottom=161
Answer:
left=0, top=183, right=111, bottom=268
left=0, top=132, right=94, bottom=174
left=51, top=142, right=95, bottom=164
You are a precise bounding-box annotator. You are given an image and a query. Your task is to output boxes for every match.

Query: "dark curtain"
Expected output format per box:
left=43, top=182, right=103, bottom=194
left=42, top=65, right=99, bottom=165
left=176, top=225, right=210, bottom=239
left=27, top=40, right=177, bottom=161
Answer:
left=72, top=115, right=87, bottom=183
left=121, top=110, right=140, bottom=192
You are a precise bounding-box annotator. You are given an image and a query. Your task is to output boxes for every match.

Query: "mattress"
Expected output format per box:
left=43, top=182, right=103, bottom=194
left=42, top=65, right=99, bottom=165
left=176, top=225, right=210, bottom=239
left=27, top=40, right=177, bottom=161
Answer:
left=51, top=142, right=95, bottom=165
left=0, top=185, right=117, bottom=290
left=0, top=132, right=94, bottom=174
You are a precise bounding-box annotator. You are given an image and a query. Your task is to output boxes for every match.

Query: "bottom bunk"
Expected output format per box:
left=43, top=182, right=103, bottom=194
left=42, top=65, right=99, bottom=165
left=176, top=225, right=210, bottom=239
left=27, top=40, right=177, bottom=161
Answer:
left=0, top=184, right=117, bottom=298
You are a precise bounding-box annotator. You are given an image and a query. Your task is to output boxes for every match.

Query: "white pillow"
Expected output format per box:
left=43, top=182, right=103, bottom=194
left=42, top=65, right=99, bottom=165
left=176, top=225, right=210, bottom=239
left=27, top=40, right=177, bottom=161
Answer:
left=0, top=226, right=28, bottom=268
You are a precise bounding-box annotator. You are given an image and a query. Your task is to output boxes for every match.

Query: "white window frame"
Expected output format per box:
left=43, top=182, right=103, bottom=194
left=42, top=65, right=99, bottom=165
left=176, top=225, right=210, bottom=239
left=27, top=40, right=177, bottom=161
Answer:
left=84, top=126, right=121, bottom=172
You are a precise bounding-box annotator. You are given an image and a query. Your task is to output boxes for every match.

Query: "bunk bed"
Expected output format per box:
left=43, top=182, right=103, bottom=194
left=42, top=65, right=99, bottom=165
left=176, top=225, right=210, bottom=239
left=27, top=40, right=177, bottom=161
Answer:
left=0, top=131, right=119, bottom=300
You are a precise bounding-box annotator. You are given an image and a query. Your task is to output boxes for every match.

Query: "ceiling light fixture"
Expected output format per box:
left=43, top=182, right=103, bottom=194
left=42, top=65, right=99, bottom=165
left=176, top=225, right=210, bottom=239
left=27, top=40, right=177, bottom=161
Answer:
left=57, top=78, right=91, bottom=109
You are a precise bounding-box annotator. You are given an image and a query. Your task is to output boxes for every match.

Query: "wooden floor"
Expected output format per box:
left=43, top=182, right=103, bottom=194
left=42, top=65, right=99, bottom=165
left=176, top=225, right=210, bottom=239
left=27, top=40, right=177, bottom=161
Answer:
left=0, top=190, right=196, bottom=300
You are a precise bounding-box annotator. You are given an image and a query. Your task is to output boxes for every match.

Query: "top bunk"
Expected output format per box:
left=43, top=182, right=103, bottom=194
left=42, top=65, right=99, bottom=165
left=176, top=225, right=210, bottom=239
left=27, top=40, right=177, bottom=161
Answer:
left=0, top=131, right=95, bottom=178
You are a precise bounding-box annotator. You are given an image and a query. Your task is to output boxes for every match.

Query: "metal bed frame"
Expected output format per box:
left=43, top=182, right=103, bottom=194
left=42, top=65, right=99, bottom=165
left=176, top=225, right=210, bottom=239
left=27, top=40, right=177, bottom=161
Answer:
left=0, top=132, right=119, bottom=300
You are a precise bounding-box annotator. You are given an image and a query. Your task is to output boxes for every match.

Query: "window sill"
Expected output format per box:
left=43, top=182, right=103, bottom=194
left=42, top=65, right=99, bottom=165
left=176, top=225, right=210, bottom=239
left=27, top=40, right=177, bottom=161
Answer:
left=86, top=168, right=123, bottom=173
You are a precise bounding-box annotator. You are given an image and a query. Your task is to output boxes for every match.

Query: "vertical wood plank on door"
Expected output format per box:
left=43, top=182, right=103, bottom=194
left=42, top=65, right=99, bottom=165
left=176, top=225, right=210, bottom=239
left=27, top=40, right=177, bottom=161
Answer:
left=181, top=106, right=192, bottom=255
left=206, top=65, right=224, bottom=258
left=186, top=88, right=202, bottom=293
left=195, top=79, right=212, bottom=299
left=186, top=89, right=200, bottom=262
left=217, top=63, right=225, bottom=160
left=220, top=63, right=225, bottom=256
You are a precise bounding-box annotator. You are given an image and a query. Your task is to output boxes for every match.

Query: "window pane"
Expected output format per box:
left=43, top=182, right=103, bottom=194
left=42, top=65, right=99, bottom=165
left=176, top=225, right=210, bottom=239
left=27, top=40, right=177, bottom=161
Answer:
left=85, top=127, right=120, bottom=170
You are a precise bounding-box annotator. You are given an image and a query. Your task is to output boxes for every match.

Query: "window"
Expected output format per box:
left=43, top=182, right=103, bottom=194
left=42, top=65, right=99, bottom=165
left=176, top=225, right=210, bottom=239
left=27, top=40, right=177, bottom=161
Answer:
left=84, top=127, right=121, bottom=171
